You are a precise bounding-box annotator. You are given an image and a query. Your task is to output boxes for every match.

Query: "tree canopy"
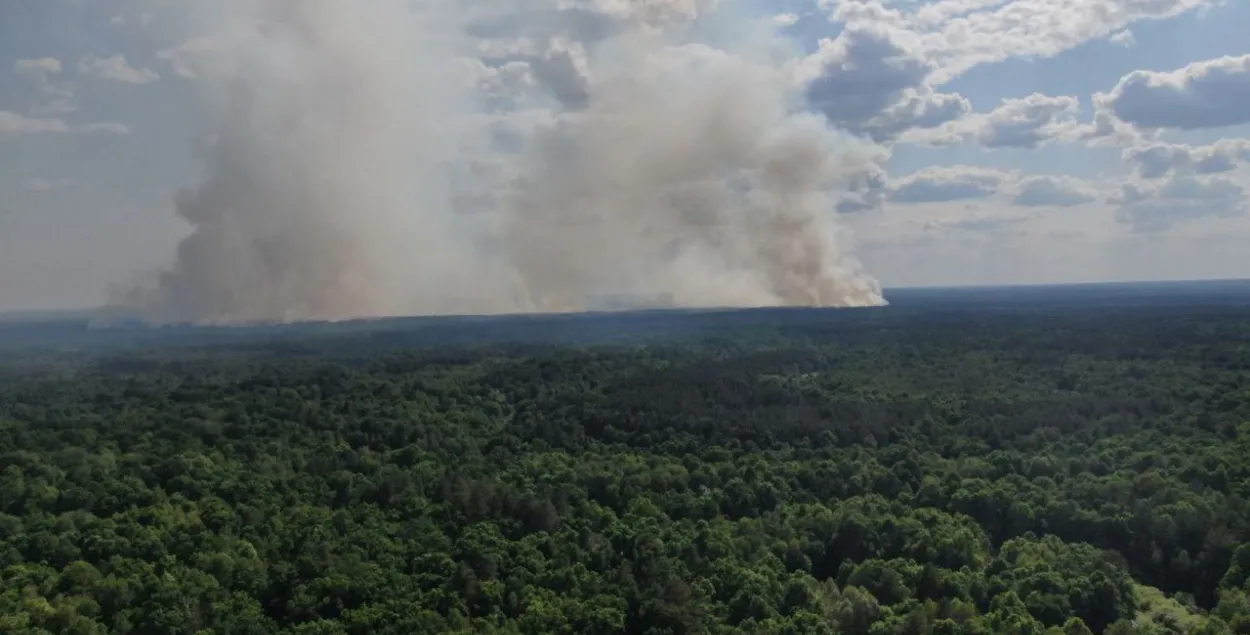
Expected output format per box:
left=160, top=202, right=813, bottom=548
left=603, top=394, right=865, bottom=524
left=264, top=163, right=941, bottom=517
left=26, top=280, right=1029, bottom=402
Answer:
left=2, top=286, right=1250, bottom=633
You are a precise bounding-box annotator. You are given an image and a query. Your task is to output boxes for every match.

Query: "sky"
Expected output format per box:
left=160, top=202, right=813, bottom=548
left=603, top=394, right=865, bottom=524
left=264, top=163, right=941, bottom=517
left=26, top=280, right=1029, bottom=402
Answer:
left=1, top=0, right=1249, bottom=312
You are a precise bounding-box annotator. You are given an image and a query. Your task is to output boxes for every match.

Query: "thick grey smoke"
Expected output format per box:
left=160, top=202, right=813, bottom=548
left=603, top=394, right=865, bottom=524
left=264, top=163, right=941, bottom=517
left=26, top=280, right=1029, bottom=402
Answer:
left=122, top=0, right=886, bottom=323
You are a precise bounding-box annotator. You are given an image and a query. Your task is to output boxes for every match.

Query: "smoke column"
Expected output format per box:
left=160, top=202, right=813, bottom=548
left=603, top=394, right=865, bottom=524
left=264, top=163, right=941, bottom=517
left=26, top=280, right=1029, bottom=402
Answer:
left=121, top=0, right=886, bottom=323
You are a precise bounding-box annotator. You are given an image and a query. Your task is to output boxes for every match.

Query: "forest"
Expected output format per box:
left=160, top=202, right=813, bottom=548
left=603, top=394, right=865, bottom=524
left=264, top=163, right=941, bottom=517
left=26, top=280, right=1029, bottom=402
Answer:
left=3, top=282, right=1250, bottom=634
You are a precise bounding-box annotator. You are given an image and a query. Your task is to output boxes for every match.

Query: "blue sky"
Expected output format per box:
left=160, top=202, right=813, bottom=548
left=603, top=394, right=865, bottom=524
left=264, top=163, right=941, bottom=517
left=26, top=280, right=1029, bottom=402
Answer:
left=893, top=1, right=1250, bottom=176
left=2, top=0, right=1250, bottom=312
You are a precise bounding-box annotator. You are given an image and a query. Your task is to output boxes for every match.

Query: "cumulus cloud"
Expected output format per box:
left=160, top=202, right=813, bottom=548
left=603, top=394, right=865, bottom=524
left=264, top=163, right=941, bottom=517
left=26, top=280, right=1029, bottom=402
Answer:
left=798, top=26, right=968, bottom=141
left=877, top=167, right=1100, bottom=211
left=867, top=89, right=972, bottom=141
left=976, top=94, right=1082, bottom=148
left=889, top=166, right=1005, bottom=203
left=11, top=57, right=76, bottom=115
left=802, top=28, right=928, bottom=125
left=836, top=161, right=891, bottom=213
left=1070, top=108, right=1148, bottom=147
left=906, top=93, right=1081, bottom=148
left=0, top=111, right=130, bottom=140
left=826, top=0, right=1220, bottom=82
left=109, top=11, right=156, bottom=27
left=13, top=57, right=62, bottom=78
left=1113, top=175, right=1245, bottom=232
left=1109, top=29, right=1135, bottom=47
left=157, top=36, right=230, bottom=79
left=0, top=111, right=69, bottom=138
left=1099, top=54, right=1250, bottom=130
left=30, top=84, right=77, bottom=116
left=78, top=54, right=160, bottom=84
left=1124, top=139, right=1250, bottom=179
left=1012, top=176, right=1096, bottom=207
left=477, top=39, right=592, bottom=110
left=812, top=0, right=1226, bottom=160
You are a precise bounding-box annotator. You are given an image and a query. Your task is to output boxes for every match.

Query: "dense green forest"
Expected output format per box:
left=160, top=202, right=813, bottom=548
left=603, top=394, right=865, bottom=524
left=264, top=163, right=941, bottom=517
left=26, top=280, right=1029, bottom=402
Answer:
left=4, top=284, right=1250, bottom=634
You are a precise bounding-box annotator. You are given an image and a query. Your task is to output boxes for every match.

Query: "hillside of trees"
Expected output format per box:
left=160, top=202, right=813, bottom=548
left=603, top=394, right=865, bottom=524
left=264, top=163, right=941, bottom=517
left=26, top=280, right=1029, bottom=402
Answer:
left=3, top=286, right=1250, bottom=633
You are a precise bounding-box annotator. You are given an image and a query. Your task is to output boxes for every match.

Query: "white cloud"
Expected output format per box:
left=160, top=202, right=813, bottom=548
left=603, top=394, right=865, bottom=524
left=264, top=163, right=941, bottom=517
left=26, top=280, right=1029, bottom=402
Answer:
left=1073, top=109, right=1149, bottom=147
left=975, top=94, right=1082, bottom=149
left=875, top=166, right=1103, bottom=212
left=108, top=10, right=156, bottom=27
left=13, top=57, right=62, bottom=78
left=0, top=111, right=69, bottom=138
left=0, top=111, right=130, bottom=140
left=1012, top=176, right=1097, bottom=207
left=157, top=35, right=235, bottom=79
left=473, top=58, right=538, bottom=107
left=825, top=0, right=1219, bottom=82
left=803, top=1, right=1223, bottom=146
left=78, top=54, right=160, bottom=84
left=1099, top=54, right=1250, bottom=130
left=561, top=0, right=714, bottom=25
left=1124, top=139, right=1250, bottom=179
left=888, top=166, right=1006, bottom=203
left=837, top=162, right=891, bottom=213
left=773, top=13, right=798, bottom=26
left=982, top=96, right=1081, bottom=148
left=905, top=93, right=1081, bottom=148
left=798, top=26, right=968, bottom=140
left=867, top=88, right=972, bottom=141
left=1109, top=29, right=1135, bottom=47
left=801, top=27, right=930, bottom=125
left=12, top=57, right=76, bottom=115
left=31, top=85, right=77, bottom=117
left=1113, top=174, right=1246, bottom=232
left=478, top=37, right=592, bottom=110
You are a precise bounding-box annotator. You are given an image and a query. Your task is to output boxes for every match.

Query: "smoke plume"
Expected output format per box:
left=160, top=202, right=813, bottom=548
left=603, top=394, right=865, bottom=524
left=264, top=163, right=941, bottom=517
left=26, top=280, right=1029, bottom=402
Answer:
left=121, top=0, right=886, bottom=323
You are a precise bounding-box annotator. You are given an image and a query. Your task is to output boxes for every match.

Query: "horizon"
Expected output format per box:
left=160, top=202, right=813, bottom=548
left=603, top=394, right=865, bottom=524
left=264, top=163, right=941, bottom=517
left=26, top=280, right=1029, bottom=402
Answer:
left=5, top=276, right=1249, bottom=323
left=3, top=1, right=1249, bottom=319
